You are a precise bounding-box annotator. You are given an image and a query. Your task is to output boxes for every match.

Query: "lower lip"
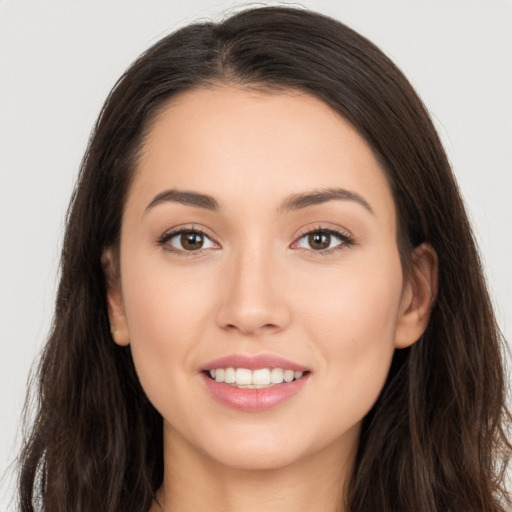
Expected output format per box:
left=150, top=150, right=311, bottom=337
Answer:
left=201, top=373, right=310, bottom=412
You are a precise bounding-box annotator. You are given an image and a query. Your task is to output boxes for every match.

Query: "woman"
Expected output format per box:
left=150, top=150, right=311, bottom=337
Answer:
left=16, top=6, right=510, bottom=512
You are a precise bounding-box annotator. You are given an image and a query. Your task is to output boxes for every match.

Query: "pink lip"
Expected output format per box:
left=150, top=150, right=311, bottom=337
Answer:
left=201, top=353, right=310, bottom=372
left=201, top=373, right=310, bottom=412
left=200, top=353, right=311, bottom=412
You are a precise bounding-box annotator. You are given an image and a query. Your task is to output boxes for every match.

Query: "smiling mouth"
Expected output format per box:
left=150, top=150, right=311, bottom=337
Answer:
left=204, top=367, right=309, bottom=389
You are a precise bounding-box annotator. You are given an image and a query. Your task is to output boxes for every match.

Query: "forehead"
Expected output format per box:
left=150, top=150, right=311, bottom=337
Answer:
left=127, top=85, right=395, bottom=225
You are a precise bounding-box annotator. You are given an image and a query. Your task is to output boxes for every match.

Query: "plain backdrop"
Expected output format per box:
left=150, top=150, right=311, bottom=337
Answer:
left=1, top=0, right=511, bottom=509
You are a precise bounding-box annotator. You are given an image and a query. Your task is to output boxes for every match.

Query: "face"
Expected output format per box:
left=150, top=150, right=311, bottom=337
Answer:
left=106, top=86, right=431, bottom=473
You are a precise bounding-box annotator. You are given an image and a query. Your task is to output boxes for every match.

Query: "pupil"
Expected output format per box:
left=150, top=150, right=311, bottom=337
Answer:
left=309, top=232, right=330, bottom=250
left=181, top=232, right=203, bottom=250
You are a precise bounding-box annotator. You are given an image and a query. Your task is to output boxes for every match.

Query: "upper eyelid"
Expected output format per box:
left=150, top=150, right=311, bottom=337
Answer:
left=159, top=224, right=351, bottom=241
left=159, top=224, right=215, bottom=242
left=293, top=223, right=354, bottom=245
left=295, top=224, right=352, bottom=238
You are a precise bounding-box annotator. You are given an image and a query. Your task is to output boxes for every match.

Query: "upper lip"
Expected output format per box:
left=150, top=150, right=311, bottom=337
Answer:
left=201, top=353, right=310, bottom=372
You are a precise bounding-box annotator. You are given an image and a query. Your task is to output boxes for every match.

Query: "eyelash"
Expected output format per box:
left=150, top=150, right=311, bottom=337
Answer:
left=156, top=225, right=214, bottom=258
left=156, top=224, right=355, bottom=257
left=293, top=225, right=355, bottom=256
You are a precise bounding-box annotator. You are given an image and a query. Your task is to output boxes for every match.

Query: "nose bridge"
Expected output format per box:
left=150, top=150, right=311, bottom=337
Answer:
left=216, top=235, right=289, bottom=335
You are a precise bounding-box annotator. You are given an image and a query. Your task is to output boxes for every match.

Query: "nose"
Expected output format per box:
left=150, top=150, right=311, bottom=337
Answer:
left=215, top=246, right=291, bottom=337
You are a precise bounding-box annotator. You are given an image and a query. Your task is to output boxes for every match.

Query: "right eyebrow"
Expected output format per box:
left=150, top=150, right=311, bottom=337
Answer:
left=278, top=187, right=374, bottom=215
left=144, top=189, right=220, bottom=214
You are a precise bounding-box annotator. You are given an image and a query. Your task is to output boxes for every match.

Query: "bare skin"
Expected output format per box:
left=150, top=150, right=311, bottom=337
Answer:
left=104, top=86, right=437, bottom=512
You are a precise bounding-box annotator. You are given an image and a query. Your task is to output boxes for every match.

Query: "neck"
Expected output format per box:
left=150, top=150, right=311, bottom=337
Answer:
left=151, top=423, right=358, bottom=512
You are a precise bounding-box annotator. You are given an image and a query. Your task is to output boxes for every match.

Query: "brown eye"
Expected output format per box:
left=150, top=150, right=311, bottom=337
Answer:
left=294, top=228, right=352, bottom=253
left=160, top=229, right=217, bottom=253
left=308, top=232, right=331, bottom=250
left=181, top=231, right=204, bottom=250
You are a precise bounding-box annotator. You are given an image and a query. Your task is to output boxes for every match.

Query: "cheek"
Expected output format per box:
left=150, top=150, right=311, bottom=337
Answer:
left=299, top=254, right=403, bottom=341
left=119, top=254, right=217, bottom=405
left=295, top=254, right=403, bottom=411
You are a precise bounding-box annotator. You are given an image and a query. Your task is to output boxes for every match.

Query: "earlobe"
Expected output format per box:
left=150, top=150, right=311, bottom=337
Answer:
left=394, top=243, right=438, bottom=349
left=101, top=248, right=130, bottom=346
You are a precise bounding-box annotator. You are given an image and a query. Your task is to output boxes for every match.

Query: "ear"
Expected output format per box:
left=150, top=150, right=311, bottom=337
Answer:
left=394, top=243, right=438, bottom=349
left=101, top=248, right=130, bottom=346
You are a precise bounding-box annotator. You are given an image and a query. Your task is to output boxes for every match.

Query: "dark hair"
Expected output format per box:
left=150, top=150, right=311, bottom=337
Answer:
left=18, top=6, right=510, bottom=511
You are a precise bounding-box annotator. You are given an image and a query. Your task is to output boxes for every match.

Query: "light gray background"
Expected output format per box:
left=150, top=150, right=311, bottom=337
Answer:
left=1, top=0, right=511, bottom=509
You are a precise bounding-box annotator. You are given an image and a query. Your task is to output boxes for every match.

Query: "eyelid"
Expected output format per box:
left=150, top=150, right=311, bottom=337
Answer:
left=291, top=224, right=355, bottom=254
left=294, top=223, right=353, bottom=240
left=156, top=224, right=220, bottom=256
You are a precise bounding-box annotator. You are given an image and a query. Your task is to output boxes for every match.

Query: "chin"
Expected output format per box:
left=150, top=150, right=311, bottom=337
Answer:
left=185, top=420, right=359, bottom=473
left=205, top=443, right=311, bottom=472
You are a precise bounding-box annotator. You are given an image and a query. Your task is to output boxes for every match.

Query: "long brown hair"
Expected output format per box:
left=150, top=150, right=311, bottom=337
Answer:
left=17, top=6, right=510, bottom=511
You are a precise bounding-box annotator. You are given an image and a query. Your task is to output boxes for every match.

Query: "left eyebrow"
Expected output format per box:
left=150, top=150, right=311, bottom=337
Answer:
left=144, top=189, right=220, bottom=214
left=278, top=188, right=374, bottom=215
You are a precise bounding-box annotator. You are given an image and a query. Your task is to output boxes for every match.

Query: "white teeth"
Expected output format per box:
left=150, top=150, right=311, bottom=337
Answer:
left=235, top=368, right=253, bottom=385
left=208, top=367, right=306, bottom=387
left=270, top=368, right=284, bottom=384
left=252, top=368, right=271, bottom=385
left=224, top=367, right=236, bottom=384
left=283, top=369, right=295, bottom=382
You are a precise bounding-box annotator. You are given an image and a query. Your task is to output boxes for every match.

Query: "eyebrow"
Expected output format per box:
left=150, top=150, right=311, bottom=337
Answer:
left=144, top=187, right=374, bottom=215
left=278, top=187, right=374, bottom=215
left=145, top=189, right=220, bottom=213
